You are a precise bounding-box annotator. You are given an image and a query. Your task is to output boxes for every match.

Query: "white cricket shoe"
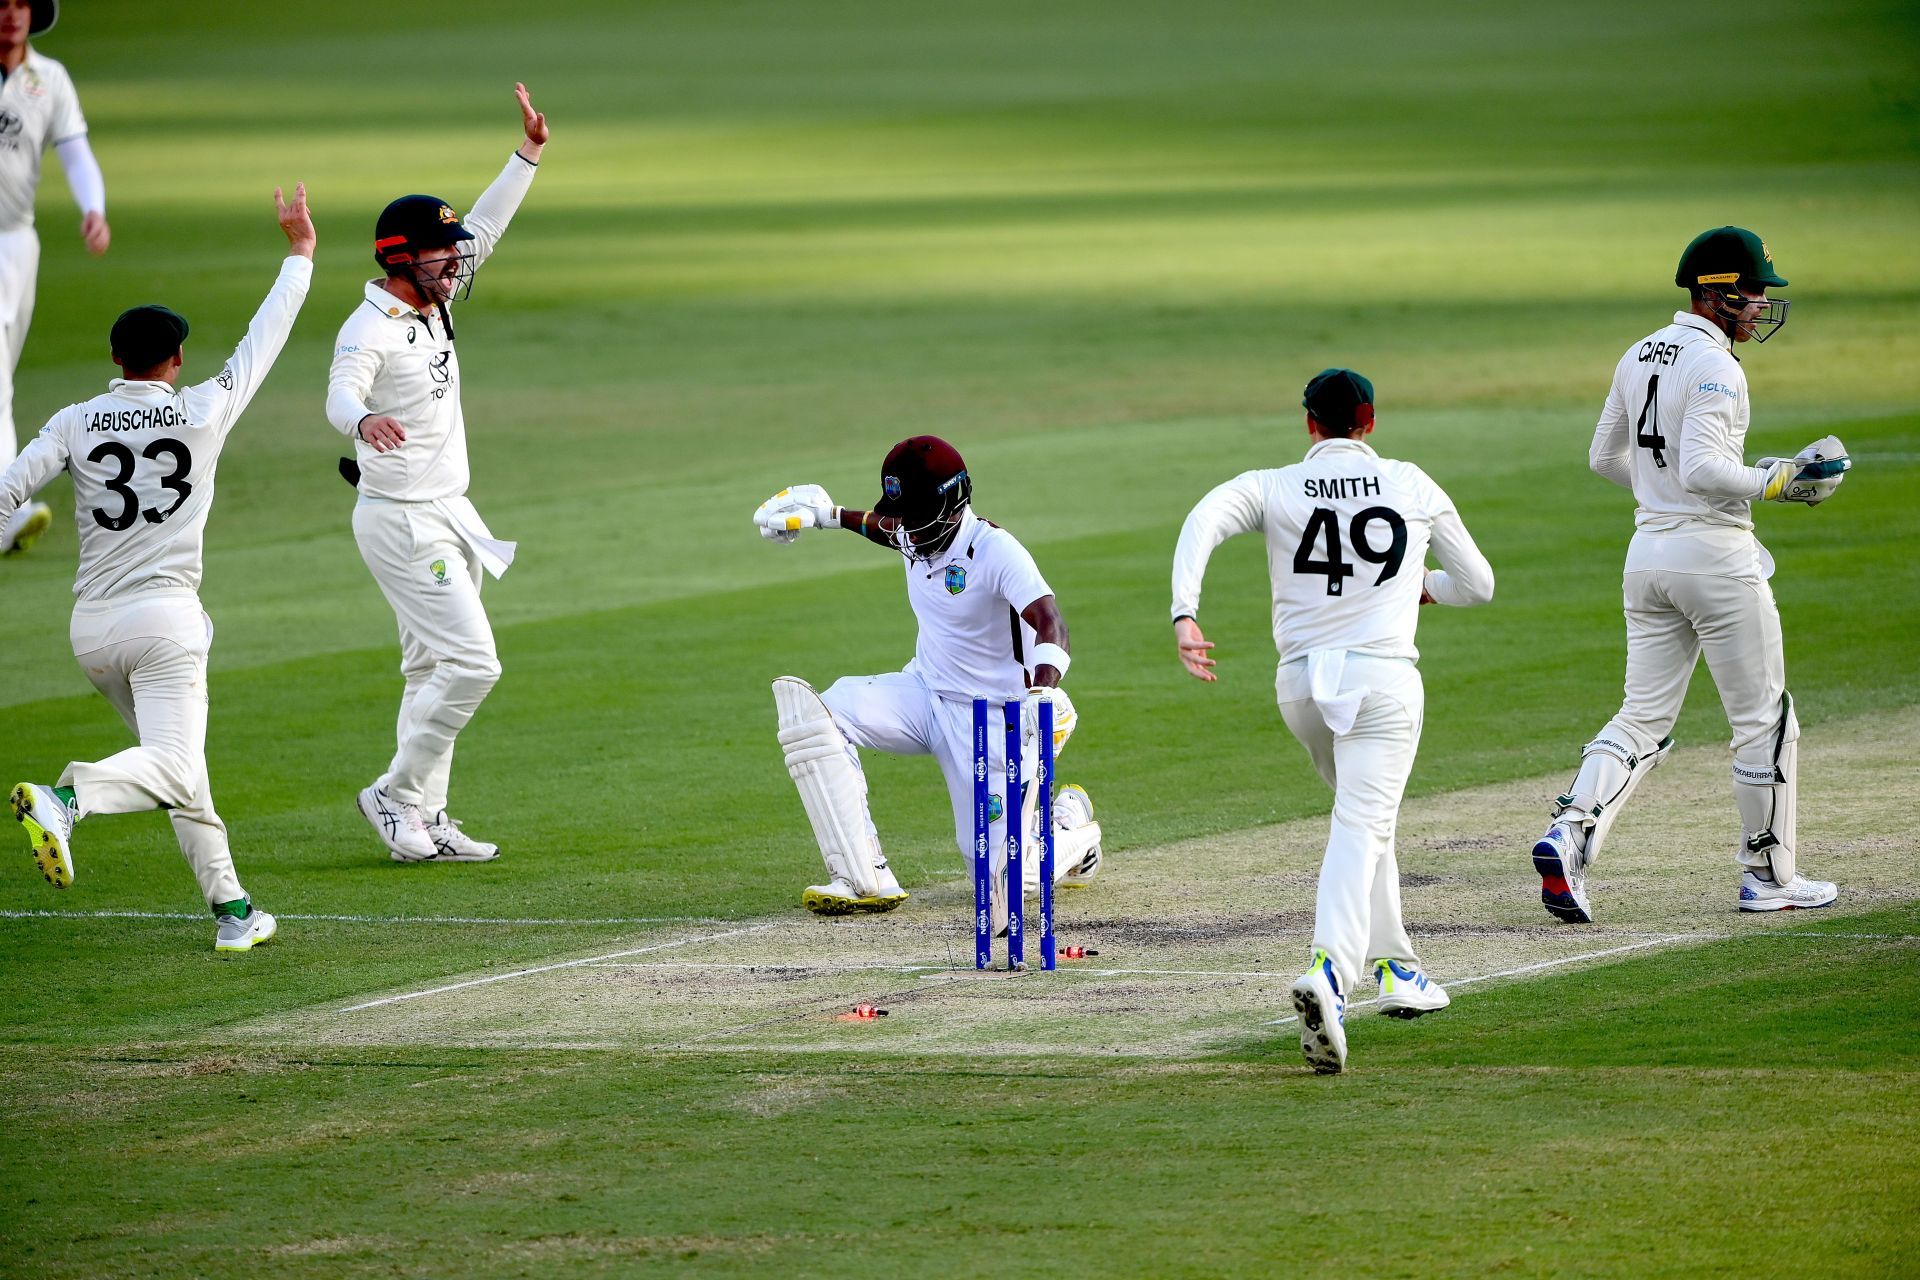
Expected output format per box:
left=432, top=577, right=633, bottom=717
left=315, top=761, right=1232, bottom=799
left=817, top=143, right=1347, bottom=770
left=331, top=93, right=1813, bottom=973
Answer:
left=3, top=501, right=52, bottom=556
left=1533, top=821, right=1592, bottom=924
left=801, top=876, right=908, bottom=916
left=11, top=782, right=76, bottom=888
left=1290, top=949, right=1348, bottom=1074
left=1738, top=870, right=1837, bottom=912
left=356, top=784, right=437, bottom=862
left=1374, top=959, right=1450, bottom=1018
left=427, top=811, right=500, bottom=862
left=214, top=906, right=278, bottom=953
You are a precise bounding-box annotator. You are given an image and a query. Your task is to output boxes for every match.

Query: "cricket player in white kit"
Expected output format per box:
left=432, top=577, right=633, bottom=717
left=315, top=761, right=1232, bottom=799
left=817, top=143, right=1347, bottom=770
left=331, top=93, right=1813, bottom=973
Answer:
left=1172, top=369, right=1494, bottom=1073
left=327, top=84, right=547, bottom=864
left=1532, top=227, right=1849, bottom=923
left=752, top=436, right=1101, bottom=918
left=4, top=184, right=312, bottom=952
left=0, top=0, right=111, bottom=556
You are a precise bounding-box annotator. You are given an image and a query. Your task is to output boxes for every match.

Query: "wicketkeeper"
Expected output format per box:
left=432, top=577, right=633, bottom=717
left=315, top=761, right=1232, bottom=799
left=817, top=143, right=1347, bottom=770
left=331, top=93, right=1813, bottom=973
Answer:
left=1531, top=227, right=1848, bottom=922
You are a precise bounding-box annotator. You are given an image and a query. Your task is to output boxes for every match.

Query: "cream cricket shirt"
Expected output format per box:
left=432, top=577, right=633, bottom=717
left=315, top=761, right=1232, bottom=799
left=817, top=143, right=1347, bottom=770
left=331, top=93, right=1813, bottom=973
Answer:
left=0, top=256, right=311, bottom=600
left=325, top=153, right=537, bottom=503
left=1589, top=312, right=1773, bottom=531
left=1171, top=438, right=1493, bottom=666
left=0, top=49, right=85, bottom=232
left=897, top=508, right=1054, bottom=701
left=1589, top=312, right=1780, bottom=579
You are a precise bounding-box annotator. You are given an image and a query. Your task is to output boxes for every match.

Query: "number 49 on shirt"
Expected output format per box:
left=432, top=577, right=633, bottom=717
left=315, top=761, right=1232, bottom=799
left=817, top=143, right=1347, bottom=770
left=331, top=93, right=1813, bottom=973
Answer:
left=1292, top=505, right=1408, bottom=597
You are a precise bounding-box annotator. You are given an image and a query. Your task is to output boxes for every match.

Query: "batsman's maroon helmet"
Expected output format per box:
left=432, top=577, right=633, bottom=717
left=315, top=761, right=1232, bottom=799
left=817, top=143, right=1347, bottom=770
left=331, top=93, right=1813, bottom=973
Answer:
left=873, top=435, right=971, bottom=523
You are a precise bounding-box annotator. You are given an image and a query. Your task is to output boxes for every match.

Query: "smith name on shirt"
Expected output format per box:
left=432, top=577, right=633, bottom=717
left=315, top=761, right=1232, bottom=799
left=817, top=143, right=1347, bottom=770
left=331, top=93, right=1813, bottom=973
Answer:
left=1304, top=476, right=1382, bottom=500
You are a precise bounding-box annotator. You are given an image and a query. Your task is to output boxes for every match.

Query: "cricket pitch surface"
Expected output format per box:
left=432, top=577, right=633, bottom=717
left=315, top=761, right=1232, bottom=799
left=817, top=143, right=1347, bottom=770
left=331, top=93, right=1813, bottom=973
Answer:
left=243, top=706, right=1918, bottom=1057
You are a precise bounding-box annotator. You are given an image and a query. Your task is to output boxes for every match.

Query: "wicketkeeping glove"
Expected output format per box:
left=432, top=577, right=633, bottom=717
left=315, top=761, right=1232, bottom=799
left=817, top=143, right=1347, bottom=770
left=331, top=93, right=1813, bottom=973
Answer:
left=1759, top=435, right=1852, bottom=506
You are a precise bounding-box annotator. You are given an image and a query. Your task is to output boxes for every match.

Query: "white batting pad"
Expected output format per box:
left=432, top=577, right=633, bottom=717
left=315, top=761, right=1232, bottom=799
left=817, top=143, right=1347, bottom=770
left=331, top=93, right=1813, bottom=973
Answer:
left=773, top=676, right=888, bottom=896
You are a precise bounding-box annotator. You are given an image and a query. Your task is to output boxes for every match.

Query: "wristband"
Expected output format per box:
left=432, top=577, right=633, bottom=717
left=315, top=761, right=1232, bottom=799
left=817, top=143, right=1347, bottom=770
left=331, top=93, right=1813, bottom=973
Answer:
left=1031, top=642, right=1071, bottom=679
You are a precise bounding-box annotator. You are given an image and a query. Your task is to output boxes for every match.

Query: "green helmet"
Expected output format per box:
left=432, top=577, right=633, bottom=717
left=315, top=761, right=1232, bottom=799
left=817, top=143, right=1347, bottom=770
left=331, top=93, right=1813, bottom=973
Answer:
left=1676, top=227, right=1790, bottom=343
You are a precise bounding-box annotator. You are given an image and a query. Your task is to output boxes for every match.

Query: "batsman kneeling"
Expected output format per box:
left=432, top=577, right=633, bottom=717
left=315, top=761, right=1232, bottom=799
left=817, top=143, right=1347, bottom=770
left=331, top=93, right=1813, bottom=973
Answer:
left=753, top=436, right=1101, bottom=921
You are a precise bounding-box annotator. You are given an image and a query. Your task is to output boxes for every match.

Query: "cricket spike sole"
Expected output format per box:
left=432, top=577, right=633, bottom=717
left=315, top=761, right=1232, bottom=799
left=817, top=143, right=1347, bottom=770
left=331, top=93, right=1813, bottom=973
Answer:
left=1291, top=986, right=1344, bottom=1075
left=801, top=886, right=908, bottom=916
left=1532, top=828, right=1592, bottom=924
left=11, top=783, right=74, bottom=889
left=1289, top=957, right=1347, bottom=1075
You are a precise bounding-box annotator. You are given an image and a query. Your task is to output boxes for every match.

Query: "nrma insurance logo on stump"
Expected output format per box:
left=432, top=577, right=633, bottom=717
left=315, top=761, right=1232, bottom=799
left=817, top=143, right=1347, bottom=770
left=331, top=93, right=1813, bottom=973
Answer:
left=944, top=564, right=967, bottom=595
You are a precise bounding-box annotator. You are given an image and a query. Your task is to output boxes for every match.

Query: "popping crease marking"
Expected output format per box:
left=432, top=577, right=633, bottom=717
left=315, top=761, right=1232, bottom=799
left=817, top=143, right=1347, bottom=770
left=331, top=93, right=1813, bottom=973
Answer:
left=0, top=909, right=727, bottom=926
left=339, top=925, right=777, bottom=1013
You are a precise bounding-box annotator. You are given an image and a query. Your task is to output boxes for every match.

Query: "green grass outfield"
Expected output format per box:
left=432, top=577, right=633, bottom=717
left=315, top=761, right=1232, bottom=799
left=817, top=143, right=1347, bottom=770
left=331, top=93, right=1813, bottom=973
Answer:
left=2, top=0, right=1917, bottom=1274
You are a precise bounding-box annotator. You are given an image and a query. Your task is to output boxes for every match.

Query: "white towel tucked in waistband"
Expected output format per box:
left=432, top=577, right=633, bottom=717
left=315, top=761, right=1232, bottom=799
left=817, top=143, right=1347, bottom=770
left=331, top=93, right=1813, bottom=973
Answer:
left=436, top=496, right=517, bottom=580
left=1306, top=649, right=1368, bottom=735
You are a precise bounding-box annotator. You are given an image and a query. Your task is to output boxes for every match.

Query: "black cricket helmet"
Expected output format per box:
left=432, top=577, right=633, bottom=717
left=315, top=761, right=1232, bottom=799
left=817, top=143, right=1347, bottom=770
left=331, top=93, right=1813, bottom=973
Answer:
left=373, top=194, right=478, bottom=309
left=1677, top=226, right=1789, bottom=342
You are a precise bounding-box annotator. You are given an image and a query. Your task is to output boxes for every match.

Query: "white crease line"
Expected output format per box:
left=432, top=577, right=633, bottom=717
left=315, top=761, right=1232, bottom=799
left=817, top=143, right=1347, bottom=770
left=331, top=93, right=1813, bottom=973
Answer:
left=0, top=909, right=723, bottom=926
left=584, top=960, right=1306, bottom=979
left=339, top=925, right=777, bottom=1014
left=1263, top=934, right=1694, bottom=1026
left=586, top=960, right=946, bottom=975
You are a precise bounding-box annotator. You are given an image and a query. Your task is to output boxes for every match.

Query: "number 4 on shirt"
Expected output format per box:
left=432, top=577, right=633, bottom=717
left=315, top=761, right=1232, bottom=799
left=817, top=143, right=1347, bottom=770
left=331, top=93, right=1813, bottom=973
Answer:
left=1636, top=374, right=1667, bottom=468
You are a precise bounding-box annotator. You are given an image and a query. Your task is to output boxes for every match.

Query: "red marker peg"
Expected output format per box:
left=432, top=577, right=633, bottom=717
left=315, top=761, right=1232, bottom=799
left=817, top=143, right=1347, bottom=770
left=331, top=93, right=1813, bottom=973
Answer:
left=1061, top=946, right=1100, bottom=960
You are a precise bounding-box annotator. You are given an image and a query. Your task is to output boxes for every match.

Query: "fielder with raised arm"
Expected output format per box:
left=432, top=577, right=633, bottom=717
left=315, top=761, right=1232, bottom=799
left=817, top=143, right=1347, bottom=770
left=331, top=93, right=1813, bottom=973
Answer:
left=1531, top=228, right=1849, bottom=923
left=0, top=0, right=111, bottom=556
left=751, top=436, right=1102, bottom=921
left=1172, top=369, right=1493, bottom=1074
left=327, top=84, right=546, bottom=864
left=4, top=185, right=312, bottom=953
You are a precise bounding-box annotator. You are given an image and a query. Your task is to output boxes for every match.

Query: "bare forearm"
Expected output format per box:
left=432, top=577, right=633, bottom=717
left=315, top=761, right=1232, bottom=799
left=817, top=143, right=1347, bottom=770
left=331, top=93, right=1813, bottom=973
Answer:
left=1022, top=596, right=1069, bottom=687
left=834, top=507, right=899, bottom=548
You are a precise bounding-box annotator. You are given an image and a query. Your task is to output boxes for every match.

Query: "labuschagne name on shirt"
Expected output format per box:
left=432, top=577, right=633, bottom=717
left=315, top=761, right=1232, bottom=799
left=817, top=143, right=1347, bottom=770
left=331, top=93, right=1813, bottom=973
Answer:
left=86, top=403, right=191, bottom=433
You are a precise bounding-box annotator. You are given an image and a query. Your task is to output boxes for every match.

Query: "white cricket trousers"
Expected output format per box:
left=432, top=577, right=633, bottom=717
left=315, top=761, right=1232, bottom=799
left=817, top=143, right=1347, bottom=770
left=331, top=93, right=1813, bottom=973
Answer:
left=1278, top=653, right=1423, bottom=993
left=0, top=225, right=38, bottom=465
left=353, top=499, right=501, bottom=812
left=63, top=591, right=246, bottom=908
left=1579, top=535, right=1788, bottom=871
left=821, top=669, right=1028, bottom=871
